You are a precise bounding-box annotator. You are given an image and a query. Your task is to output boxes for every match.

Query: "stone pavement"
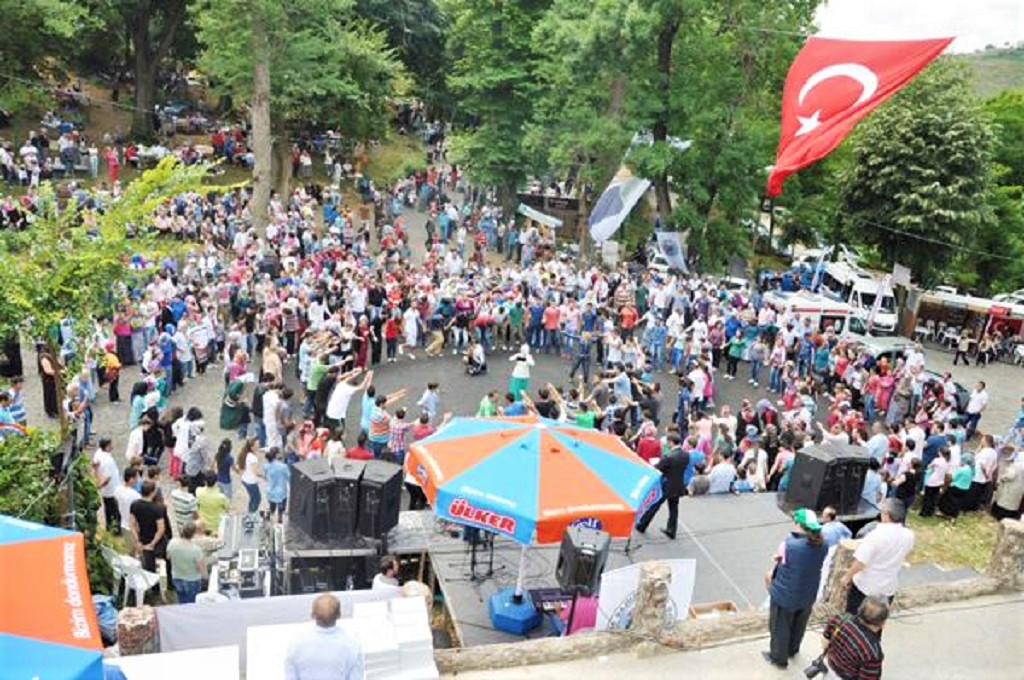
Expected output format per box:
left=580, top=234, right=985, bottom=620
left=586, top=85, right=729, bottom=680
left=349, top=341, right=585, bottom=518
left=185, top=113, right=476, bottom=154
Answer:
left=444, top=592, right=1024, bottom=679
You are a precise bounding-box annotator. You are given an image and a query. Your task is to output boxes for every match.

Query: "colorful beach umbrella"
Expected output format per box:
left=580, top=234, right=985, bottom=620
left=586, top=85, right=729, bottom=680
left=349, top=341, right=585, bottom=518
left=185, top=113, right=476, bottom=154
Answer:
left=405, top=416, right=662, bottom=545
left=0, top=515, right=104, bottom=680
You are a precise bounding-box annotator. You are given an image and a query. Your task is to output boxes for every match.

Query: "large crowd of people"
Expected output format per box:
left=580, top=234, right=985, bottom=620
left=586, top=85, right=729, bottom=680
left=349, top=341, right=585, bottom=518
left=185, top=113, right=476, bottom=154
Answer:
left=2, top=146, right=1022, bottom=679
left=7, top=153, right=1017, bottom=533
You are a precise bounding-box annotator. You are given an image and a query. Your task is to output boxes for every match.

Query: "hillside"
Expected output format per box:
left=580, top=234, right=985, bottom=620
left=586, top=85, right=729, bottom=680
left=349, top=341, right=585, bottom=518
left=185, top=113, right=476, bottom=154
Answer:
left=959, top=45, right=1024, bottom=99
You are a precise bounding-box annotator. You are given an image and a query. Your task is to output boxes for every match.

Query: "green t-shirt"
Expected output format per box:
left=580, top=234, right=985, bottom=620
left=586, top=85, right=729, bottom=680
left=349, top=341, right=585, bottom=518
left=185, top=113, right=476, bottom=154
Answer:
left=166, top=538, right=204, bottom=581
left=508, top=306, right=524, bottom=327
left=306, top=360, right=329, bottom=391
left=635, top=285, right=649, bottom=313
left=477, top=397, right=497, bottom=417
left=951, top=464, right=973, bottom=490
left=575, top=412, right=596, bottom=428
left=196, top=486, right=229, bottom=533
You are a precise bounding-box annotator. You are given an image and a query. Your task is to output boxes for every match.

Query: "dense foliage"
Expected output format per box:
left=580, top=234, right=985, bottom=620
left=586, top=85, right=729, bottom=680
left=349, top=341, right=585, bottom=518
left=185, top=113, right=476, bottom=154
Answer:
left=0, top=431, right=113, bottom=594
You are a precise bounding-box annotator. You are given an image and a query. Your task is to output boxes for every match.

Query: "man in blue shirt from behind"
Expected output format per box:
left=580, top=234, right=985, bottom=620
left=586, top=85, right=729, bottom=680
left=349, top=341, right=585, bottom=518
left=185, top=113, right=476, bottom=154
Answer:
left=285, top=593, right=364, bottom=680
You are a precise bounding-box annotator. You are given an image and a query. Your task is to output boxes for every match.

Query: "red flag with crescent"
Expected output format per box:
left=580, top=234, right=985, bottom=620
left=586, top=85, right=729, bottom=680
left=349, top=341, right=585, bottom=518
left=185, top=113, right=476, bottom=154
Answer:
left=766, top=36, right=952, bottom=197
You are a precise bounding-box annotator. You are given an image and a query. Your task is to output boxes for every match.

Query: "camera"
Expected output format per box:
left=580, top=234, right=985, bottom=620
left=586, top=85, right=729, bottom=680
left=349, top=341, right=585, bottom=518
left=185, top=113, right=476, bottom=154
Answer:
left=804, top=656, right=828, bottom=678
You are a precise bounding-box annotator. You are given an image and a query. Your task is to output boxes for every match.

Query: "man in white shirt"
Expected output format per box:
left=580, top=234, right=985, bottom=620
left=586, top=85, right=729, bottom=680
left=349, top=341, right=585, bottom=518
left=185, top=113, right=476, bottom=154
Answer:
left=114, top=468, right=142, bottom=548
left=371, top=555, right=402, bottom=591
left=285, top=594, right=364, bottom=680
left=324, top=369, right=372, bottom=432
left=841, top=498, right=914, bottom=614
left=92, top=438, right=121, bottom=534
left=964, top=381, right=989, bottom=440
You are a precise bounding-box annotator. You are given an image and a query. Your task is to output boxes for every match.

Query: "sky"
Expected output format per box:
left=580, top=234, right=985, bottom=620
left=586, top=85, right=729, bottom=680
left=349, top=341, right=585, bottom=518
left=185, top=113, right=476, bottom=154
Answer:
left=815, top=0, right=1024, bottom=53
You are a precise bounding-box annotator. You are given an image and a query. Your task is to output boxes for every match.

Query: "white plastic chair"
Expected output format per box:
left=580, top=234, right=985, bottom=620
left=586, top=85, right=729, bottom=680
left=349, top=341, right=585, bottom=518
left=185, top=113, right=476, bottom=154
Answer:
left=101, top=545, right=142, bottom=602
left=120, top=561, right=161, bottom=607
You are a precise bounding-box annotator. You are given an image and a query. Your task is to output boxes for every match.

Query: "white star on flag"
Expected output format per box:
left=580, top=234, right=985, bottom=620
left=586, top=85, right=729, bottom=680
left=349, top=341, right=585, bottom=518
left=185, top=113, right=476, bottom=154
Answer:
left=795, top=110, right=823, bottom=136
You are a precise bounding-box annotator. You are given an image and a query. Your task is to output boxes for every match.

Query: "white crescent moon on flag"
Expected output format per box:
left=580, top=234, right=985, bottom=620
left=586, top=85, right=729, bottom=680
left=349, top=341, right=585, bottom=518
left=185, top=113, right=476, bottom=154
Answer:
left=798, top=63, right=879, bottom=107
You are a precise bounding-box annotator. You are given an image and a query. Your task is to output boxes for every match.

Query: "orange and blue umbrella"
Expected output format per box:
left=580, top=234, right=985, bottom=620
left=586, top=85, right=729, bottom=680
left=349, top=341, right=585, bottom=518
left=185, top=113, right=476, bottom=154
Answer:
left=0, top=515, right=104, bottom=680
left=406, top=415, right=662, bottom=545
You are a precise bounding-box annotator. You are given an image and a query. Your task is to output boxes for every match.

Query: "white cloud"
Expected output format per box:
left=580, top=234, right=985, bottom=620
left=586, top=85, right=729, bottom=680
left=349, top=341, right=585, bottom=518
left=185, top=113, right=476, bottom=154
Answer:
left=815, top=0, right=1024, bottom=53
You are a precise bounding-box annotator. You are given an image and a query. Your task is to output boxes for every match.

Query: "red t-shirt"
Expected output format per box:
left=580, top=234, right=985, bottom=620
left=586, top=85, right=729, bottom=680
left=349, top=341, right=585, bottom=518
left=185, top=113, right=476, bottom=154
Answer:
left=542, top=306, right=561, bottom=330
left=620, top=306, right=638, bottom=329
left=635, top=437, right=661, bottom=463
left=347, top=446, right=373, bottom=461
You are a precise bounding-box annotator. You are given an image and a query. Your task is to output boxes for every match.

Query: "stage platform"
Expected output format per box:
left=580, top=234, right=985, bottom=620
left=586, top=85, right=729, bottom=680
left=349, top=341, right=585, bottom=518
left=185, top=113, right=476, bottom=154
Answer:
left=388, top=494, right=793, bottom=648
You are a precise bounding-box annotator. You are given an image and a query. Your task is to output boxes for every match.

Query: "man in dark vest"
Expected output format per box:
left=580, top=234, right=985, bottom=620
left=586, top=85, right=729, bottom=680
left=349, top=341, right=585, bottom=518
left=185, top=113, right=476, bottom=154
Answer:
left=763, top=508, right=828, bottom=669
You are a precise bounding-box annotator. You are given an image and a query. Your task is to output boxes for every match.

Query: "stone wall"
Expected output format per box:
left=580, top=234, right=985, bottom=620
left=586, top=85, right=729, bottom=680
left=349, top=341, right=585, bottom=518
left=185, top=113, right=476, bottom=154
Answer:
left=437, top=519, right=1024, bottom=675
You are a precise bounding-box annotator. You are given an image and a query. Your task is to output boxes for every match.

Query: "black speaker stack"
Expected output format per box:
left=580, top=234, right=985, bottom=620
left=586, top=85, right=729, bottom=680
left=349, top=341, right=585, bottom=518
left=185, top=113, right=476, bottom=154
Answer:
left=282, top=458, right=403, bottom=594
left=288, top=458, right=402, bottom=542
left=556, top=526, right=611, bottom=595
left=783, top=443, right=870, bottom=515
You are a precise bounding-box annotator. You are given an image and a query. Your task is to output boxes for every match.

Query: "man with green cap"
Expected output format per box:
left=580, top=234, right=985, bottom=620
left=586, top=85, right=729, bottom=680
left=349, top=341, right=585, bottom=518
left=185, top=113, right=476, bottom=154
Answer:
left=763, top=508, right=828, bottom=669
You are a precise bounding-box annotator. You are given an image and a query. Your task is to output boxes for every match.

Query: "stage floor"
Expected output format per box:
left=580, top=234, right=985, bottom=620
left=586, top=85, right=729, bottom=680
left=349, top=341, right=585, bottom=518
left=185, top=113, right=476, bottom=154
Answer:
left=390, top=494, right=792, bottom=648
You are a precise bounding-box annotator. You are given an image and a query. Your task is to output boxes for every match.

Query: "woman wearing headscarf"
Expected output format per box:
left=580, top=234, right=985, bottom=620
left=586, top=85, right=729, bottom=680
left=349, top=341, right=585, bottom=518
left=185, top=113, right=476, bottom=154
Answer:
left=508, top=344, right=534, bottom=400
left=220, top=375, right=250, bottom=438
left=938, top=453, right=974, bottom=520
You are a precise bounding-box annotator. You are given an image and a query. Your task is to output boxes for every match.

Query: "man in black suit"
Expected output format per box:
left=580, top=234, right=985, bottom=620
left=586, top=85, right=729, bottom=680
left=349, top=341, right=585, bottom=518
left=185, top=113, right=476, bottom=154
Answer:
left=635, top=433, right=689, bottom=539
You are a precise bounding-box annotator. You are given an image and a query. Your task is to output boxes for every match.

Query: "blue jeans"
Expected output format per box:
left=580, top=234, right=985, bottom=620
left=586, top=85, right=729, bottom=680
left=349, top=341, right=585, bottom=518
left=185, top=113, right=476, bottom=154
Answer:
left=750, top=360, right=762, bottom=384
left=173, top=578, right=201, bottom=604
left=255, top=421, right=267, bottom=448
left=769, top=366, right=783, bottom=393
left=242, top=481, right=261, bottom=514
left=649, top=344, right=665, bottom=370
left=529, top=325, right=543, bottom=349
left=218, top=481, right=233, bottom=500
left=865, top=394, right=876, bottom=422
left=368, top=440, right=387, bottom=459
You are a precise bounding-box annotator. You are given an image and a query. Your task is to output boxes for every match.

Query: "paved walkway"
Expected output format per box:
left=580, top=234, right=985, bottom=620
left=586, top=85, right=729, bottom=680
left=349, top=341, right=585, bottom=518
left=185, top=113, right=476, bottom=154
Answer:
left=445, top=593, right=1024, bottom=679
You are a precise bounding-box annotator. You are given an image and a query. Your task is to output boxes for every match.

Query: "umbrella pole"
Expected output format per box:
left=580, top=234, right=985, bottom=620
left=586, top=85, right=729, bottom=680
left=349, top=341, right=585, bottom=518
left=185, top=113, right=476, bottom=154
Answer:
left=513, top=544, right=529, bottom=603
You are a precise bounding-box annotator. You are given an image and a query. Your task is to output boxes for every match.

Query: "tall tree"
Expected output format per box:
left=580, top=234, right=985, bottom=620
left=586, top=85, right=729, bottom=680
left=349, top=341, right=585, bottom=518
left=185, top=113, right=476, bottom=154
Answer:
left=523, top=0, right=817, bottom=268
left=355, top=0, right=450, bottom=110
left=123, top=0, right=191, bottom=140
left=840, top=60, right=996, bottom=287
left=445, top=0, right=552, bottom=208
left=195, top=0, right=401, bottom=230
left=0, top=0, right=88, bottom=106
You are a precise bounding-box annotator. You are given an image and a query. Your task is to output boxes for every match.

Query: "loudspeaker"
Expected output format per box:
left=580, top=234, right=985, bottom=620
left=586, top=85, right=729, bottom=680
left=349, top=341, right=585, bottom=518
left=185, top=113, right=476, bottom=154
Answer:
left=555, top=526, right=611, bottom=594
left=289, top=459, right=335, bottom=539
left=329, top=458, right=365, bottom=540
left=358, top=460, right=403, bottom=539
left=287, top=554, right=377, bottom=594
left=784, top=443, right=870, bottom=515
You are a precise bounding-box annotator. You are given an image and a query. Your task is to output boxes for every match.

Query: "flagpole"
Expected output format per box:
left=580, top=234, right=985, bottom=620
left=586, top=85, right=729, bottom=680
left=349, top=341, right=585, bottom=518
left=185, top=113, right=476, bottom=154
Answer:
left=513, top=544, right=529, bottom=603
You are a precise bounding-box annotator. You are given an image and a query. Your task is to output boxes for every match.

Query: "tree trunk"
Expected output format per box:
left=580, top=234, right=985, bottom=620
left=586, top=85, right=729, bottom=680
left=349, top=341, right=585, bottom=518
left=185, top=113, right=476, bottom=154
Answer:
left=130, top=21, right=156, bottom=141
left=652, top=18, right=680, bottom=231
left=250, top=16, right=273, bottom=234
left=274, top=136, right=293, bottom=199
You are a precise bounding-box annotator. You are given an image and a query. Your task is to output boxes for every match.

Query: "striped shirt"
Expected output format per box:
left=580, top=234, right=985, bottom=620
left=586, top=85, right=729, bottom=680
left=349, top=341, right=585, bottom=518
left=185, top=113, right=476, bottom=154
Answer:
left=368, top=407, right=391, bottom=444
left=824, top=615, right=884, bottom=680
left=388, top=421, right=412, bottom=453
left=8, top=389, right=26, bottom=425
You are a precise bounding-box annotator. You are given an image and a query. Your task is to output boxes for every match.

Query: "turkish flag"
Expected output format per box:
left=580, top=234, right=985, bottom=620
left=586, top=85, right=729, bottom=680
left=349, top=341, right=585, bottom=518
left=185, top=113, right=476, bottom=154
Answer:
left=766, top=36, right=952, bottom=197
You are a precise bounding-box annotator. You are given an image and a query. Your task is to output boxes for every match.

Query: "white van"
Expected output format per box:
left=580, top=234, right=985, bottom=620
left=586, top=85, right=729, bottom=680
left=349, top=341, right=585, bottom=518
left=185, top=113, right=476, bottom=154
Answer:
left=818, top=262, right=898, bottom=334
left=763, top=289, right=856, bottom=334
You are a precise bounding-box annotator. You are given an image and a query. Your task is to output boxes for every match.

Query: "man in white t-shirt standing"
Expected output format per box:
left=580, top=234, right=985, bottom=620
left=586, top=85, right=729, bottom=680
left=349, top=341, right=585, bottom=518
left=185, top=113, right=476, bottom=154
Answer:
left=324, top=369, right=373, bottom=434
left=964, top=380, right=989, bottom=441
left=114, top=468, right=142, bottom=548
left=841, top=498, right=915, bottom=615
left=91, top=438, right=121, bottom=534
